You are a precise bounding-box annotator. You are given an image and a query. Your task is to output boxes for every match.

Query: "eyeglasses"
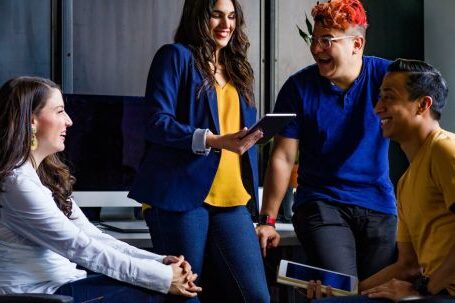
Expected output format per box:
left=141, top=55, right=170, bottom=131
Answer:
left=310, top=35, right=357, bottom=50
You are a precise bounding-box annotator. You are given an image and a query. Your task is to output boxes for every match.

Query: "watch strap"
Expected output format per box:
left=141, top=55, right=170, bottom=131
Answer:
left=258, top=215, right=276, bottom=228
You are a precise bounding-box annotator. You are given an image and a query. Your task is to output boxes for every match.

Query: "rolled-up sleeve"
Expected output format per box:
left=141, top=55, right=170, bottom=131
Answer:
left=274, top=77, right=301, bottom=139
left=192, top=128, right=211, bottom=156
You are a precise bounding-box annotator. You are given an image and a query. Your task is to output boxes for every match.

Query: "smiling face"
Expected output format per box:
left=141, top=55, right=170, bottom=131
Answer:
left=209, top=0, right=236, bottom=52
left=375, top=72, right=422, bottom=142
left=32, top=88, right=73, bottom=159
left=310, top=23, right=363, bottom=88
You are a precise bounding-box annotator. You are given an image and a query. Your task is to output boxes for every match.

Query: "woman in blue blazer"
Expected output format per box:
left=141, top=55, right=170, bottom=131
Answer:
left=128, top=0, right=269, bottom=302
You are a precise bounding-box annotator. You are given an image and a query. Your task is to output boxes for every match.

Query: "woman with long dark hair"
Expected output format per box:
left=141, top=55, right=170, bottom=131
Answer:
left=128, top=0, right=269, bottom=302
left=0, top=76, right=201, bottom=302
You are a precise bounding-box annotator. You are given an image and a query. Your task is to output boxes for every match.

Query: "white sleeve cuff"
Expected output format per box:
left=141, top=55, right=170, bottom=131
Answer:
left=192, top=128, right=211, bottom=156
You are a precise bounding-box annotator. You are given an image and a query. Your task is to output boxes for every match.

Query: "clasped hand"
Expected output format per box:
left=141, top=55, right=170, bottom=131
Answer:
left=163, top=255, right=202, bottom=297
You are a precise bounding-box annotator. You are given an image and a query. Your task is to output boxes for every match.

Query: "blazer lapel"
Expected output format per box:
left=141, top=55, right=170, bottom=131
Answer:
left=240, top=95, right=256, bottom=128
left=206, top=88, right=220, bottom=134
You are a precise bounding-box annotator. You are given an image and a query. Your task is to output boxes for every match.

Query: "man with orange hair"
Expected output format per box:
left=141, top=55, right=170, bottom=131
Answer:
left=257, top=0, right=397, bottom=281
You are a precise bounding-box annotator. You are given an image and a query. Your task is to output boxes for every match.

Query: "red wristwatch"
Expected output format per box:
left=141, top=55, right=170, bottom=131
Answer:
left=258, top=215, right=276, bottom=228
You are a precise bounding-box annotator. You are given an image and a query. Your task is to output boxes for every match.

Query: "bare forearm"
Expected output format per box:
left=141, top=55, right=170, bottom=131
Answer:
left=360, top=262, right=420, bottom=291
left=260, top=156, right=294, bottom=217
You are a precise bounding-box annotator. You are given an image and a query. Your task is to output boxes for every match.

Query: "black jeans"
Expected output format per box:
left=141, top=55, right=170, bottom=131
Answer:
left=292, top=200, right=397, bottom=280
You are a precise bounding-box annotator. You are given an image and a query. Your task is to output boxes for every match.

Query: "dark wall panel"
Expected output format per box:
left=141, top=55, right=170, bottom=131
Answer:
left=363, top=0, right=424, bottom=187
left=0, top=0, right=51, bottom=85
left=363, top=0, right=424, bottom=60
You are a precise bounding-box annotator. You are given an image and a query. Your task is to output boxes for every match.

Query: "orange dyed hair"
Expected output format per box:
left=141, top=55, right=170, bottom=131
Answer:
left=311, top=0, right=368, bottom=31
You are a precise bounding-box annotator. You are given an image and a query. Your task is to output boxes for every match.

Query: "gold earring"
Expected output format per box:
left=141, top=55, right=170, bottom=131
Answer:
left=31, top=127, right=38, bottom=151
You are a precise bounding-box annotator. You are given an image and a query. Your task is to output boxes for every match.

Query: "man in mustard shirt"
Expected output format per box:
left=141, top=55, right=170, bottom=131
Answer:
left=359, top=59, right=455, bottom=300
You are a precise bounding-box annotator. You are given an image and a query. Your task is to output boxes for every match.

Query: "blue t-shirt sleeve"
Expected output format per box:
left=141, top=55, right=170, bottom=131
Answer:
left=371, top=57, right=392, bottom=106
left=273, top=77, right=301, bottom=139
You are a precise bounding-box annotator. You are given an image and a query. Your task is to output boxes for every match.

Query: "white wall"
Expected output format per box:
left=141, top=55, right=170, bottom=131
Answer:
left=276, top=0, right=318, bottom=102
left=424, top=0, right=455, bottom=131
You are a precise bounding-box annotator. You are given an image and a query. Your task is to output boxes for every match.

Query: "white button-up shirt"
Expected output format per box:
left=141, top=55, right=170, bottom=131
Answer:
left=0, top=162, right=172, bottom=294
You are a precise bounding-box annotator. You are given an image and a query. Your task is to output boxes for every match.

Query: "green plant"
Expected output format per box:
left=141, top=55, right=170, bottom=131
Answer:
left=297, top=13, right=313, bottom=46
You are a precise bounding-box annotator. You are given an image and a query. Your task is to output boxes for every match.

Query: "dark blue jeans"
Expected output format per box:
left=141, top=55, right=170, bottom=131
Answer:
left=292, top=200, right=397, bottom=280
left=144, top=205, right=270, bottom=303
left=55, top=273, right=173, bottom=303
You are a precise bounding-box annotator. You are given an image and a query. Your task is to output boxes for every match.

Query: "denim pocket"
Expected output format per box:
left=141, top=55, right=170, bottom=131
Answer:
left=294, top=200, right=345, bottom=232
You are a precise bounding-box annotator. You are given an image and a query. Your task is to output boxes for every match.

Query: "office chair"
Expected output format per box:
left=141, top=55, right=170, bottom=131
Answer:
left=0, top=293, right=73, bottom=303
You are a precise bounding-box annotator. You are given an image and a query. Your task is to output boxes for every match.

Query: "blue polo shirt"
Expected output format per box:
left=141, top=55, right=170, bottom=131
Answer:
left=274, top=56, right=396, bottom=215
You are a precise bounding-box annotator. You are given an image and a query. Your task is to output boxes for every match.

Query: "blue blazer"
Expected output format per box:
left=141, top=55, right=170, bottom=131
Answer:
left=128, top=43, right=259, bottom=212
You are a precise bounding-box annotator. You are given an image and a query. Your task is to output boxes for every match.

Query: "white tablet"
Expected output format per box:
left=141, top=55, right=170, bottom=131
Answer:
left=277, top=259, right=358, bottom=296
left=241, top=113, right=296, bottom=144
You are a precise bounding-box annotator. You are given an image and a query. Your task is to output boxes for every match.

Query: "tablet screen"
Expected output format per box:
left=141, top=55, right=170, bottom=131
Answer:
left=286, top=263, right=353, bottom=291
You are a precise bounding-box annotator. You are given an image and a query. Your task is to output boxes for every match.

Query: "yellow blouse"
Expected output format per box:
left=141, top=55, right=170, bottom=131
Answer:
left=204, top=82, right=251, bottom=207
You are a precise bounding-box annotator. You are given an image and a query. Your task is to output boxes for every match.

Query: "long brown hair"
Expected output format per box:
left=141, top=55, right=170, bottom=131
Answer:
left=0, top=77, right=75, bottom=217
left=174, top=0, right=255, bottom=106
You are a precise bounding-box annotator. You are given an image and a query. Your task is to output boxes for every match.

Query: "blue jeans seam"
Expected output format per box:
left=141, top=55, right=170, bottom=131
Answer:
left=211, top=234, right=248, bottom=303
left=215, top=238, right=247, bottom=302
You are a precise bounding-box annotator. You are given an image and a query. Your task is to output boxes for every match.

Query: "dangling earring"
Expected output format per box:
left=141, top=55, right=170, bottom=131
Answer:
left=31, top=127, right=38, bottom=151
